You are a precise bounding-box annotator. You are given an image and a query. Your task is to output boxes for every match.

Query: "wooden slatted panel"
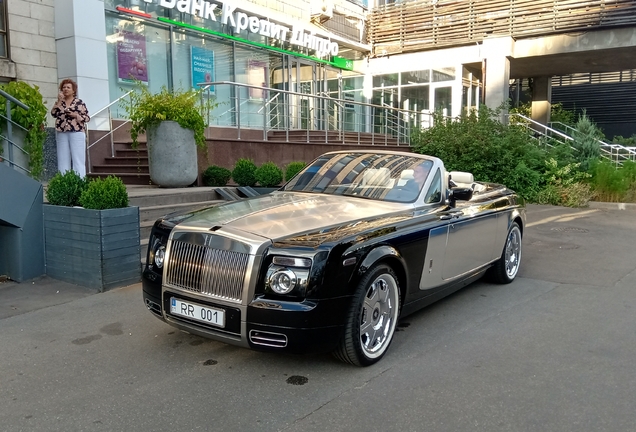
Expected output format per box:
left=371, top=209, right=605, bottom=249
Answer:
left=368, top=0, right=636, bottom=56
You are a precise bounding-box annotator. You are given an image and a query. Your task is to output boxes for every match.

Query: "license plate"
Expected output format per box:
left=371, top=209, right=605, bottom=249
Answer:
left=170, top=297, right=225, bottom=328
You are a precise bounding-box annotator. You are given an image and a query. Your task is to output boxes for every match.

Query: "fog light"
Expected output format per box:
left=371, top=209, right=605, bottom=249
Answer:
left=269, top=269, right=297, bottom=294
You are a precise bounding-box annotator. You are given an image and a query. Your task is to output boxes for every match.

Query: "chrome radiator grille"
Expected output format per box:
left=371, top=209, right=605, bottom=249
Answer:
left=165, top=238, right=250, bottom=303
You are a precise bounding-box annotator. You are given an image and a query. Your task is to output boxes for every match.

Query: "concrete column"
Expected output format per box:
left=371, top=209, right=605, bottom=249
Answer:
left=482, top=37, right=514, bottom=123
left=531, top=76, right=552, bottom=126
left=54, top=0, right=110, bottom=131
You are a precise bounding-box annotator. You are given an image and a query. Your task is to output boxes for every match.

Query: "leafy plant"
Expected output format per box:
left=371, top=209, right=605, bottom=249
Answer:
left=124, top=83, right=213, bottom=149
left=255, top=162, right=283, bottom=187
left=46, top=171, right=87, bottom=207
left=202, top=165, right=231, bottom=186
left=232, top=158, right=258, bottom=187
left=589, top=160, right=636, bottom=203
left=79, top=176, right=129, bottom=210
left=284, top=161, right=306, bottom=182
left=534, top=158, right=592, bottom=207
left=0, top=81, right=48, bottom=179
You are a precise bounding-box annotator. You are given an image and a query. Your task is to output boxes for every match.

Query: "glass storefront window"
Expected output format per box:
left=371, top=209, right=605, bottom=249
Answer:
left=105, top=14, right=171, bottom=118
left=434, top=86, right=452, bottom=116
left=432, top=67, right=455, bottom=82
left=373, top=73, right=399, bottom=88
left=402, top=70, right=430, bottom=85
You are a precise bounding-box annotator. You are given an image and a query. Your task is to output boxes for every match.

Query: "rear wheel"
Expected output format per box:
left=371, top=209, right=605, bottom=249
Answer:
left=490, top=222, right=522, bottom=284
left=334, top=264, right=401, bottom=366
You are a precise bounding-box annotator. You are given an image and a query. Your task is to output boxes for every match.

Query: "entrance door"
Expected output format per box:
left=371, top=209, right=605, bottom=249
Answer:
left=289, top=59, right=315, bottom=129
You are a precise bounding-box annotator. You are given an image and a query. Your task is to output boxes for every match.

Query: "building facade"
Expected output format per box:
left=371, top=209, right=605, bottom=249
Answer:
left=2, top=0, right=636, bottom=140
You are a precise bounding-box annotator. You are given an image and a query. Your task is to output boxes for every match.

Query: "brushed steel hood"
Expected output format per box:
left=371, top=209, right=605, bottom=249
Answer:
left=175, top=192, right=408, bottom=240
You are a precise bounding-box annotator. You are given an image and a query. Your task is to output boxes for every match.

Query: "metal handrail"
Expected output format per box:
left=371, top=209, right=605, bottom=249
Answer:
left=509, top=113, right=636, bottom=166
left=199, top=81, right=430, bottom=146
left=0, top=89, right=31, bottom=175
left=86, top=90, right=133, bottom=173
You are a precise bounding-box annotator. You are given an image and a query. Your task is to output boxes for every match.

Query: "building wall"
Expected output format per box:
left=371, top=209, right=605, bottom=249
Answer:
left=5, top=0, right=58, bottom=126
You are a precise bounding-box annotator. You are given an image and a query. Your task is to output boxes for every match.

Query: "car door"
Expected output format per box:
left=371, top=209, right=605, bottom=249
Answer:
left=441, top=202, right=499, bottom=280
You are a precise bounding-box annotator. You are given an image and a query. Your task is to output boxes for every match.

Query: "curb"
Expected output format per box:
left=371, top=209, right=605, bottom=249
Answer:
left=588, top=201, right=636, bottom=211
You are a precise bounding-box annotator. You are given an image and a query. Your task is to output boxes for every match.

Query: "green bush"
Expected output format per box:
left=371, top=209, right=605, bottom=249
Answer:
left=411, top=106, right=546, bottom=200
left=534, top=158, right=592, bottom=207
left=79, top=176, right=129, bottom=210
left=232, top=158, right=258, bottom=187
left=202, top=165, right=231, bottom=186
left=0, top=81, right=48, bottom=179
left=284, top=161, right=306, bottom=182
left=255, top=162, right=283, bottom=187
left=46, top=171, right=87, bottom=207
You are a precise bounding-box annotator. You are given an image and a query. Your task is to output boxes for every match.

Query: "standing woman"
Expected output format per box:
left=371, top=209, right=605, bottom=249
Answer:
left=51, top=79, right=90, bottom=177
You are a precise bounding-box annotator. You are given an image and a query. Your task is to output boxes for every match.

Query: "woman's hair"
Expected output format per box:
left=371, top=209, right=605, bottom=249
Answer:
left=59, top=78, right=78, bottom=96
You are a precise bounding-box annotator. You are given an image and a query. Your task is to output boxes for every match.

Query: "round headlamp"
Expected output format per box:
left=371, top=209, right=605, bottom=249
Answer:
left=154, top=245, right=166, bottom=269
left=268, top=269, right=297, bottom=294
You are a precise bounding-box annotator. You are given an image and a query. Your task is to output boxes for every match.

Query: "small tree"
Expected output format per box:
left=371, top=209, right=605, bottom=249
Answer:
left=571, top=110, right=602, bottom=171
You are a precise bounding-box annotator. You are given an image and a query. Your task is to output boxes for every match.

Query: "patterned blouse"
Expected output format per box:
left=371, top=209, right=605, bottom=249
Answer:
left=51, top=98, right=90, bottom=132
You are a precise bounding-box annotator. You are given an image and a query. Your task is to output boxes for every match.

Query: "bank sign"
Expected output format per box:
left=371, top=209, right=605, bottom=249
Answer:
left=153, top=0, right=340, bottom=57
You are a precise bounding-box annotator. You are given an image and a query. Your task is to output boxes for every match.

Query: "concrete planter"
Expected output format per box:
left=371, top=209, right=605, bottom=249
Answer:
left=147, top=121, right=198, bottom=187
left=43, top=205, right=141, bottom=291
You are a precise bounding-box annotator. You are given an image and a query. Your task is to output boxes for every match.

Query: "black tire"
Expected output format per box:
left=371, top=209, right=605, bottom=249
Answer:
left=333, top=264, right=401, bottom=366
left=489, top=222, right=522, bottom=284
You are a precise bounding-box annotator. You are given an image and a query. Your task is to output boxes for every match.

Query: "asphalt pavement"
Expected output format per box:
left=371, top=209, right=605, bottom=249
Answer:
left=1, top=203, right=635, bottom=432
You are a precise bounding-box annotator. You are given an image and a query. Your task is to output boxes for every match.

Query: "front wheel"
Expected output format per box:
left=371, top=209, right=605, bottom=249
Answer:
left=489, top=222, right=522, bottom=284
left=334, top=264, right=401, bottom=366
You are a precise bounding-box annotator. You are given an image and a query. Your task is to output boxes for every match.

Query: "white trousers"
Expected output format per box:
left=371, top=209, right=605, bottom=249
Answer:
left=56, top=131, right=86, bottom=178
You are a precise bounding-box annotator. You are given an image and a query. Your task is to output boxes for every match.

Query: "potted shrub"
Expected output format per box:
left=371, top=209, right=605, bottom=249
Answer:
left=43, top=172, right=140, bottom=291
left=232, top=158, right=258, bottom=187
left=284, top=161, right=307, bottom=182
left=125, top=84, right=212, bottom=187
left=0, top=81, right=47, bottom=179
left=255, top=162, right=283, bottom=193
left=202, top=165, right=232, bottom=187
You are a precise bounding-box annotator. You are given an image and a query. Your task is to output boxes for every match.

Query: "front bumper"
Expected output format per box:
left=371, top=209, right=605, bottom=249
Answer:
left=142, top=271, right=349, bottom=354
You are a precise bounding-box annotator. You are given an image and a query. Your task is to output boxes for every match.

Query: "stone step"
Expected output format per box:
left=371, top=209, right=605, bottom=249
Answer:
left=92, top=164, right=150, bottom=174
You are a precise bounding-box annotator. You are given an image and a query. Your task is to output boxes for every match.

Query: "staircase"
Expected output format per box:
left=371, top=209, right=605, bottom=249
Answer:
left=509, top=113, right=636, bottom=166
left=87, top=118, right=154, bottom=184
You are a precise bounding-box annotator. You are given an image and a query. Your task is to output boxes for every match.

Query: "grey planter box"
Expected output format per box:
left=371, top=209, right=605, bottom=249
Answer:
left=43, top=205, right=141, bottom=291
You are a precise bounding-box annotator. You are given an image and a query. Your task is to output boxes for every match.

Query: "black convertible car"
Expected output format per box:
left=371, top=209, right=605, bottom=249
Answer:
left=142, top=150, right=525, bottom=366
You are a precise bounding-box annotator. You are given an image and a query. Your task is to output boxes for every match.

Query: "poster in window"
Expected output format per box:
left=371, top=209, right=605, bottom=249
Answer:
left=116, top=30, right=148, bottom=84
left=247, top=60, right=268, bottom=101
left=191, top=46, right=214, bottom=92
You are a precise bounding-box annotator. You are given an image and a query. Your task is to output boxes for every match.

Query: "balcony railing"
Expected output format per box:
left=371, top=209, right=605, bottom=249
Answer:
left=368, top=0, right=636, bottom=56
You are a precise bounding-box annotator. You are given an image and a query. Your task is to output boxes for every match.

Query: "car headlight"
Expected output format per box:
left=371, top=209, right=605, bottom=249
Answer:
left=154, top=245, right=166, bottom=269
left=268, top=269, right=297, bottom=294
left=264, top=255, right=312, bottom=297
left=149, top=236, right=167, bottom=270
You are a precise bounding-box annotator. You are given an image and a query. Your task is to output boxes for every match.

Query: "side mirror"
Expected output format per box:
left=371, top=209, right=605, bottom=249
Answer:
left=448, top=187, right=473, bottom=207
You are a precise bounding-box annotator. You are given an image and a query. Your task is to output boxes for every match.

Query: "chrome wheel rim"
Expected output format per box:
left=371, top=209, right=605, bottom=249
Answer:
left=505, top=226, right=522, bottom=279
left=359, top=273, right=399, bottom=359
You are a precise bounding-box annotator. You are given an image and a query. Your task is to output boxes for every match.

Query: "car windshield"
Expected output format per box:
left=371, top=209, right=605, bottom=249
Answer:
left=282, top=153, right=434, bottom=203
